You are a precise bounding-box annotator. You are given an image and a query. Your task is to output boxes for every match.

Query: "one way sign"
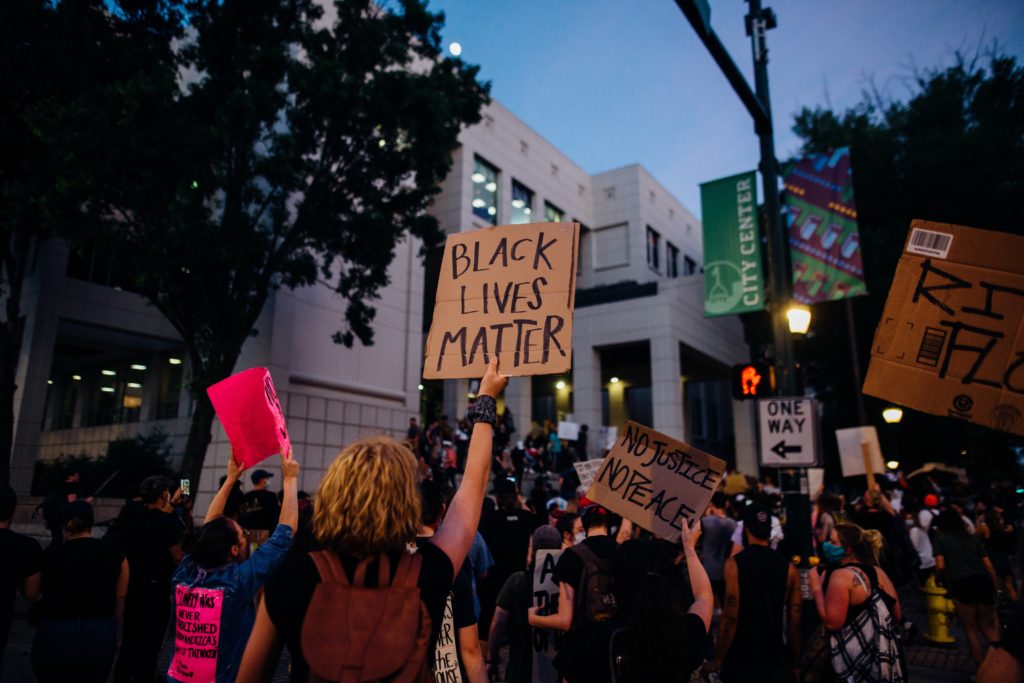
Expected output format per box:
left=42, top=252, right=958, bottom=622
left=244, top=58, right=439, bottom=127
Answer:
left=757, top=397, right=819, bottom=467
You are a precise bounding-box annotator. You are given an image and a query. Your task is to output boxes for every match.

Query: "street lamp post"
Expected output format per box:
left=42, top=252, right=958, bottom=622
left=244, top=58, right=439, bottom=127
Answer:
left=676, top=0, right=812, bottom=564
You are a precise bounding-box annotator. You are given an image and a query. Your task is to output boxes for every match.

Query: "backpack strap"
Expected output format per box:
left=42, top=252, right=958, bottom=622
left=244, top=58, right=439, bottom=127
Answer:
left=572, top=541, right=597, bottom=566
left=309, top=550, right=350, bottom=586
left=392, top=552, right=423, bottom=589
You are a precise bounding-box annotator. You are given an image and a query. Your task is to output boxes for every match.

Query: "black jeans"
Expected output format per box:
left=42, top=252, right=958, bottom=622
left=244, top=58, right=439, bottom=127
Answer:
left=32, top=616, right=118, bottom=683
left=114, top=581, right=172, bottom=683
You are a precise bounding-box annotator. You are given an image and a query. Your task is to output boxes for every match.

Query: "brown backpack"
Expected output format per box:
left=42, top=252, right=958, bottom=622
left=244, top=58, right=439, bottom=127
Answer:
left=301, top=551, right=432, bottom=683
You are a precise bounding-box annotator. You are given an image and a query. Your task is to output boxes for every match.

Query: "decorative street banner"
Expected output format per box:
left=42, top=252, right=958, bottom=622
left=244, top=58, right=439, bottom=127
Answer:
left=700, top=171, right=765, bottom=317
left=782, top=147, right=867, bottom=303
left=863, top=220, right=1024, bottom=436
left=207, top=367, right=291, bottom=468
left=168, top=585, right=223, bottom=682
left=532, top=549, right=564, bottom=683
left=424, top=222, right=580, bottom=379
left=586, top=421, right=726, bottom=541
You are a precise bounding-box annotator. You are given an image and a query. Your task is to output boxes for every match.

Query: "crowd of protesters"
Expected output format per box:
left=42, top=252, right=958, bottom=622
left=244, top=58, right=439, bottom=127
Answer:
left=1, top=358, right=1022, bottom=682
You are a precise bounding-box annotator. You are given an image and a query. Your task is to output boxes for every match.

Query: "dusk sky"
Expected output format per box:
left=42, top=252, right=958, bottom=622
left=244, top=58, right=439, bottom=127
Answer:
left=428, top=0, right=1024, bottom=218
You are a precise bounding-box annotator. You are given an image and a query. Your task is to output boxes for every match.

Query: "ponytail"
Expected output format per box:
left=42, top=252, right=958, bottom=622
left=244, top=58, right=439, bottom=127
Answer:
left=835, top=523, right=883, bottom=566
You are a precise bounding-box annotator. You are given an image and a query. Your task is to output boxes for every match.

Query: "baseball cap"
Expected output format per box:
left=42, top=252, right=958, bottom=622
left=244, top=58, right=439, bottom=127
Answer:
left=532, top=525, right=562, bottom=551
left=743, top=503, right=772, bottom=540
left=62, top=499, right=95, bottom=528
left=493, top=476, right=517, bottom=495
left=924, top=493, right=939, bottom=508
left=251, top=469, right=274, bottom=485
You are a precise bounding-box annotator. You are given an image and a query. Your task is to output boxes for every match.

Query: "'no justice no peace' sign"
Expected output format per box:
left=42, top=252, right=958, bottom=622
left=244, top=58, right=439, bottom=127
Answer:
left=424, top=222, right=580, bottom=379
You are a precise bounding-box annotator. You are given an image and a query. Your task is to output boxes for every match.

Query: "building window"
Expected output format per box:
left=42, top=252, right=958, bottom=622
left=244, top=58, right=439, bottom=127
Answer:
left=544, top=201, right=564, bottom=223
left=510, top=180, right=533, bottom=224
left=684, top=255, right=697, bottom=276
left=471, top=156, right=499, bottom=225
left=646, top=226, right=660, bottom=271
left=667, top=242, right=679, bottom=278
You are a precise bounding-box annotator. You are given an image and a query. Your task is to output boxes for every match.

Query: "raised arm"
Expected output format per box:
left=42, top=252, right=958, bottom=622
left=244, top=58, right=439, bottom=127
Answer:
left=278, top=449, right=299, bottom=532
left=682, top=520, right=714, bottom=631
left=206, top=453, right=246, bottom=524
left=431, top=358, right=507, bottom=576
left=713, top=557, right=740, bottom=668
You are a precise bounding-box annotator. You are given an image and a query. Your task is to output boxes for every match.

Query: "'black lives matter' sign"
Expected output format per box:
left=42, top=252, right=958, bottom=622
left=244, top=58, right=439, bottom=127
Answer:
left=586, top=421, right=726, bottom=542
left=424, top=222, right=579, bottom=379
left=864, top=220, right=1024, bottom=436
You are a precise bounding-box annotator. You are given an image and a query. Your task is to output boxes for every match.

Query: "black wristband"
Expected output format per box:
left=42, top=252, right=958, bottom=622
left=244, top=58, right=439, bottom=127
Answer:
left=467, top=395, right=497, bottom=427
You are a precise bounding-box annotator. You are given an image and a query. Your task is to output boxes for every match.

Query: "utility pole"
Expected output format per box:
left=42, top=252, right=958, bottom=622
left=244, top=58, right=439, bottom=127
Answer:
left=676, top=0, right=812, bottom=564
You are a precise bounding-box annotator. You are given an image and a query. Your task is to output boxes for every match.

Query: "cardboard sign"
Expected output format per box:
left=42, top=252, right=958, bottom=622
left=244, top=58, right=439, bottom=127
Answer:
left=556, top=421, right=579, bottom=441
left=207, top=367, right=291, bottom=468
left=168, top=585, right=223, bottom=682
left=423, top=222, right=580, bottom=379
left=531, top=549, right=564, bottom=683
left=596, top=425, right=618, bottom=451
left=864, top=220, right=1024, bottom=436
left=573, top=458, right=604, bottom=491
left=585, top=421, right=726, bottom=542
left=432, top=593, right=463, bottom=682
left=835, top=426, right=885, bottom=478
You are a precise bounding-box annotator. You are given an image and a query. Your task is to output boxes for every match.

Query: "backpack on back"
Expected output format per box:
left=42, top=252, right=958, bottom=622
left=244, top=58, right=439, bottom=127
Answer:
left=301, top=551, right=431, bottom=683
left=571, top=542, right=616, bottom=625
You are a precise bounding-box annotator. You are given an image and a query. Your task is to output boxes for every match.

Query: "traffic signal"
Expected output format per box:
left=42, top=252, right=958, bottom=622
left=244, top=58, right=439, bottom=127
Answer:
left=731, top=362, right=774, bottom=400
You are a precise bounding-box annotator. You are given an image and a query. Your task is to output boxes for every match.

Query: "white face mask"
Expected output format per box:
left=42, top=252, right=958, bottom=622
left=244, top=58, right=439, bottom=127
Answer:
left=573, top=531, right=586, bottom=545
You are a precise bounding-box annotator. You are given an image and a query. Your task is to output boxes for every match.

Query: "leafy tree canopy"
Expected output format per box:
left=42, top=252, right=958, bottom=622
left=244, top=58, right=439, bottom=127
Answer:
left=46, top=0, right=489, bottom=483
left=789, top=50, right=1024, bottom=483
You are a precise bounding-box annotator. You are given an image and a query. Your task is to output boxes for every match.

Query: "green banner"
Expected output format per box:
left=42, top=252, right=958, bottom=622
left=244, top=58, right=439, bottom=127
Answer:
left=700, top=171, right=765, bottom=317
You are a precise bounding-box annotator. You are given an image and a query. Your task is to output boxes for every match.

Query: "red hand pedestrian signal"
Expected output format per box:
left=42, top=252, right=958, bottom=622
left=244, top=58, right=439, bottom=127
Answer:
left=731, top=363, right=774, bottom=400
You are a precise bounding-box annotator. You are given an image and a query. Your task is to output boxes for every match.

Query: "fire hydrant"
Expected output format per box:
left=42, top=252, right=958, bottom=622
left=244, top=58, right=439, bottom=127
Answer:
left=921, top=575, right=957, bottom=644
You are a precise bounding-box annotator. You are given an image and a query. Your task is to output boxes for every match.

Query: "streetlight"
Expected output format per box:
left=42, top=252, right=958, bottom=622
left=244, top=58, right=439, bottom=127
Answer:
left=786, top=304, right=811, bottom=334
left=886, top=460, right=900, bottom=470
left=882, top=407, right=903, bottom=424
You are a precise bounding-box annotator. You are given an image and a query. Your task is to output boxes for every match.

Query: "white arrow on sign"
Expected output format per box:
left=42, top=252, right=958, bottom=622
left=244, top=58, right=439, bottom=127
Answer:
left=757, top=397, right=819, bottom=467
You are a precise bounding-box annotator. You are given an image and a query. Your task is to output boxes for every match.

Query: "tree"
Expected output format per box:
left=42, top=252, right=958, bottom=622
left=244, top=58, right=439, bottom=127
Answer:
left=0, top=0, right=126, bottom=485
left=789, top=50, right=1024, bottom=479
left=65, top=0, right=488, bottom=487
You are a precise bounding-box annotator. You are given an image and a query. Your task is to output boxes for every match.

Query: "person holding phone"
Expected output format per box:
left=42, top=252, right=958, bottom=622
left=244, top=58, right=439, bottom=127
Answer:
left=167, top=449, right=299, bottom=683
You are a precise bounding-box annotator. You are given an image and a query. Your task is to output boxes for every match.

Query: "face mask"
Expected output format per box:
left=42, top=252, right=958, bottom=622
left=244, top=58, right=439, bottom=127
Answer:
left=822, top=541, right=846, bottom=564
left=573, top=531, right=586, bottom=545
left=905, top=519, right=915, bottom=528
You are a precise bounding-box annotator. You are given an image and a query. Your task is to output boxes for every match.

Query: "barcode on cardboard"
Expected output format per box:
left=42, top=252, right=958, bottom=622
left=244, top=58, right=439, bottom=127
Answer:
left=906, top=228, right=953, bottom=258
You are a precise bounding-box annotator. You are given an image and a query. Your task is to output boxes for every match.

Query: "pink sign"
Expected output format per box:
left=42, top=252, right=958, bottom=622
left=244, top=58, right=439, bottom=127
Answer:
left=168, top=585, right=223, bottom=682
left=207, top=367, right=291, bottom=468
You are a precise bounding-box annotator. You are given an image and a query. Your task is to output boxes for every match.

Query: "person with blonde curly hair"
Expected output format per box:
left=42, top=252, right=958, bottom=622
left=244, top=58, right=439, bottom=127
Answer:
left=238, top=359, right=507, bottom=682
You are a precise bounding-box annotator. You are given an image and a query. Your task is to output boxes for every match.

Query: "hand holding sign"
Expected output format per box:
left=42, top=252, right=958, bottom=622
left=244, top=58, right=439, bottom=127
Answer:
left=479, top=356, right=509, bottom=398
left=225, top=451, right=246, bottom=483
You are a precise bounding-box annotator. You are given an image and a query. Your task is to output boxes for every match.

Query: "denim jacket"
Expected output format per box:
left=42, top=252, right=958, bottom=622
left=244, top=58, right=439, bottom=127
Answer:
left=168, top=524, right=292, bottom=683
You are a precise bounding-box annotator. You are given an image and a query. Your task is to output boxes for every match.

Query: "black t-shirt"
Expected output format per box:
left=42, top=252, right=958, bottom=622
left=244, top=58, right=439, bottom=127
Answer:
left=123, top=508, right=184, bottom=585
left=264, top=541, right=454, bottom=683
left=555, top=613, right=708, bottom=683
left=553, top=535, right=618, bottom=589
left=0, top=529, right=43, bottom=630
left=495, top=570, right=532, bottom=683
left=479, top=508, right=538, bottom=581
left=39, top=537, right=123, bottom=620
left=241, top=489, right=280, bottom=530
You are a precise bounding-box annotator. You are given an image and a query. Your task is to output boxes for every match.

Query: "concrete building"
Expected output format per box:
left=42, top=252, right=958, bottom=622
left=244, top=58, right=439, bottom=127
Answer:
left=9, top=98, right=756, bottom=512
left=427, top=101, right=756, bottom=469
